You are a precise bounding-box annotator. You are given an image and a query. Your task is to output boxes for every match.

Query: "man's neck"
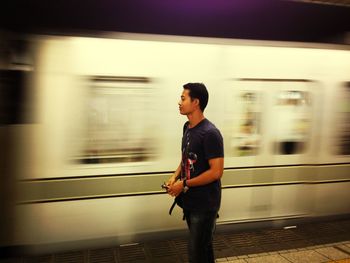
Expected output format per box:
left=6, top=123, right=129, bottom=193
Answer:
left=187, top=111, right=205, bottom=128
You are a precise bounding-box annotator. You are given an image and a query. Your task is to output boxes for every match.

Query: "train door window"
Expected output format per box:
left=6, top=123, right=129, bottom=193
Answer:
left=273, top=90, right=312, bottom=155
left=76, top=76, right=157, bottom=164
left=225, top=89, right=262, bottom=157
left=334, top=82, right=350, bottom=155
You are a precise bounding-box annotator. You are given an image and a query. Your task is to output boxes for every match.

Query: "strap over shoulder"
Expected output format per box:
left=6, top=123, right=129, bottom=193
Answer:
left=183, top=121, right=190, bottom=134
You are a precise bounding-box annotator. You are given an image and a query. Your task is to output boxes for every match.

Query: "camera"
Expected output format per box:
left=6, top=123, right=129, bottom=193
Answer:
left=161, top=183, right=169, bottom=190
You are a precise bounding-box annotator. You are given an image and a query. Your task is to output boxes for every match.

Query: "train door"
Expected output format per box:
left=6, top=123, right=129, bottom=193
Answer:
left=220, top=78, right=317, bottom=223
left=266, top=79, right=318, bottom=219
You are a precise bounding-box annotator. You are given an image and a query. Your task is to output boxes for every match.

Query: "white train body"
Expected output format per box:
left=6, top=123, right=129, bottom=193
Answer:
left=6, top=33, right=350, bottom=250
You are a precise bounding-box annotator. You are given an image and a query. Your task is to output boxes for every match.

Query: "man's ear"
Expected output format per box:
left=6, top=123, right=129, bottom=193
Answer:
left=194, top=98, right=200, bottom=108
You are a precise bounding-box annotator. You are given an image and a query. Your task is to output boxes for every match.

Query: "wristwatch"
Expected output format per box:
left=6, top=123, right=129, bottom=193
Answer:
left=183, top=179, right=189, bottom=193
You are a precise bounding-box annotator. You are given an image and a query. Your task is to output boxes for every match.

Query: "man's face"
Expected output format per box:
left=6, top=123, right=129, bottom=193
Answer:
left=178, top=89, right=197, bottom=115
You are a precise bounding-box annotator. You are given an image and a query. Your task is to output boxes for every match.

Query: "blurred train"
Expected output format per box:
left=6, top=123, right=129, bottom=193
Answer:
left=1, top=32, right=350, bottom=253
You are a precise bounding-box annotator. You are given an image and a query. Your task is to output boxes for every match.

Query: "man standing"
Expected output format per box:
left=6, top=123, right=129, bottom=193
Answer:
left=167, top=83, right=224, bottom=263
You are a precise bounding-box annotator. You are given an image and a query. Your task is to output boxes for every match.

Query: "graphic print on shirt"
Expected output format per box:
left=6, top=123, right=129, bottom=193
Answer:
left=181, top=129, right=198, bottom=180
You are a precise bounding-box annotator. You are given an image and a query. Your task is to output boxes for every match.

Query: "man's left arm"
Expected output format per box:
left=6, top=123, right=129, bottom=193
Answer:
left=186, top=157, right=224, bottom=187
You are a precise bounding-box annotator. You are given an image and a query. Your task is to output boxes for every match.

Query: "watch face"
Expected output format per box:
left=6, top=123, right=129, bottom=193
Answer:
left=183, top=186, right=189, bottom=193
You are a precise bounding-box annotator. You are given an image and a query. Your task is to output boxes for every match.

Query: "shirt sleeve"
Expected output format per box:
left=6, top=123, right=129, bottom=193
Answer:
left=204, top=128, right=224, bottom=160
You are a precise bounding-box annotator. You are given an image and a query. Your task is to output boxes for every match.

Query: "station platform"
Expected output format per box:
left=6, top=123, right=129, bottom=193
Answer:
left=2, top=218, right=350, bottom=263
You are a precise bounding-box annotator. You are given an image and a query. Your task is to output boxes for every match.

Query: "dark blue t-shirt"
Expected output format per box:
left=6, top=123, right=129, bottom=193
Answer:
left=181, top=119, right=224, bottom=212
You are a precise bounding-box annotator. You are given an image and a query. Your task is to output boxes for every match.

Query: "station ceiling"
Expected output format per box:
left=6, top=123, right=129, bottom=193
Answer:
left=1, top=0, right=350, bottom=43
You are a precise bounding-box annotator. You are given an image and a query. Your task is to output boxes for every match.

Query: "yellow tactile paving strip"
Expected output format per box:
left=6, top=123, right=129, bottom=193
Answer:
left=328, top=259, right=350, bottom=263
left=216, top=241, right=350, bottom=263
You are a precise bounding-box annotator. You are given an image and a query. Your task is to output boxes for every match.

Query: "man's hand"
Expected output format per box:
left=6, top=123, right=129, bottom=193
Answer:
left=166, top=174, right=177, bottom=186
left=167, top=180, right=184, bottom=197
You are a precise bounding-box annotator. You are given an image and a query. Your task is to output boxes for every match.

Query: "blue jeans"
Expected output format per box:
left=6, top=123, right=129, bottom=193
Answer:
left=184, top=210, right=218, bottom=263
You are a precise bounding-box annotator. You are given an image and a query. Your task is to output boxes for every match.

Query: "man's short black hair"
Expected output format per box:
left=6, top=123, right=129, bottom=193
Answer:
left=183, top=83, right=209, bottom=112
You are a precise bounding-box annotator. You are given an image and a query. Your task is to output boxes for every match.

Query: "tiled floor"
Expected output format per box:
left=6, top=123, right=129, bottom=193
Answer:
left=2, top=218, right=350, bottom=262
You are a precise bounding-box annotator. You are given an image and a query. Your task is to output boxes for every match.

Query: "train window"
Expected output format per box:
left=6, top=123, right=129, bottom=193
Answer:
left=0, top=70, right=33, bottom=125
left=334, top=82, right=350, bottom=155
left=76, top=76, right=157, bottom=164
left=273, top=90, right=311, bottom=155
left=230, top=91, right=262, bottom=156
